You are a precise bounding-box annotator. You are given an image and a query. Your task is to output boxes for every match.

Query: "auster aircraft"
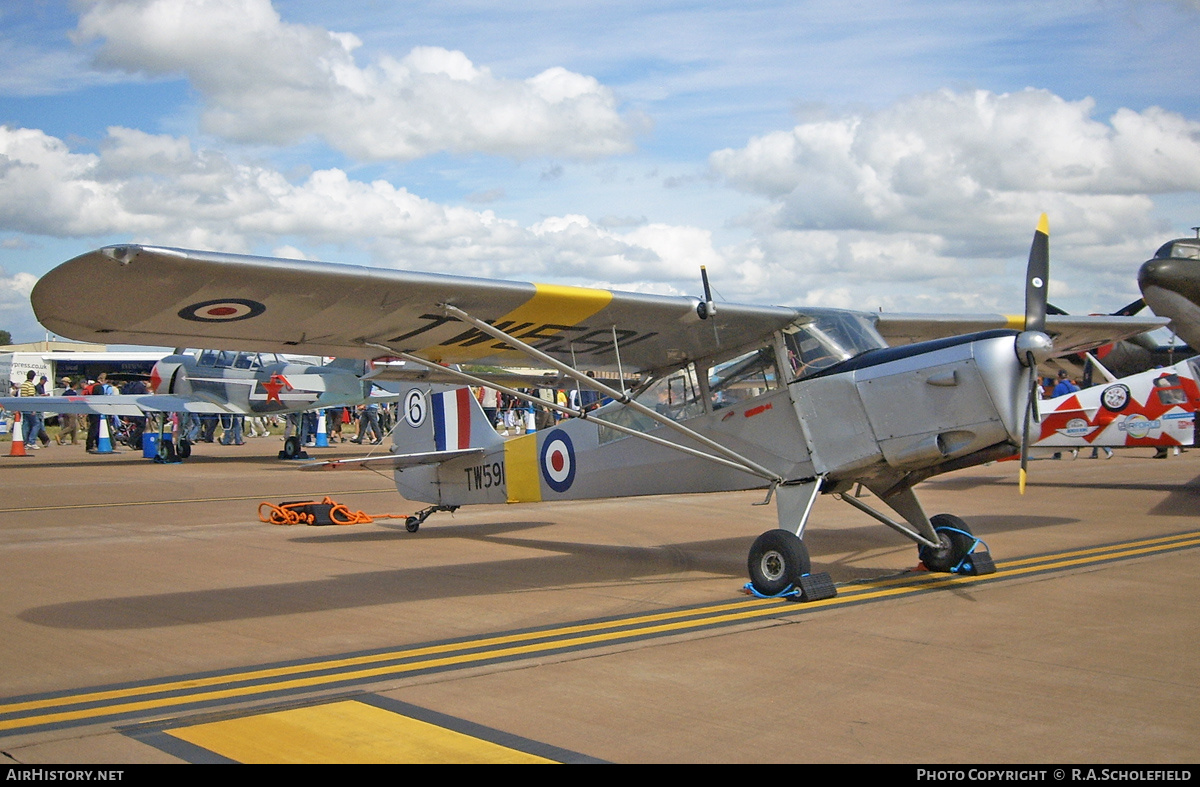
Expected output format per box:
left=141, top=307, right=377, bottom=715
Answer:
left=0, top=349, right=394, bottom=459
left=28, top=217, right=1165, bottom=598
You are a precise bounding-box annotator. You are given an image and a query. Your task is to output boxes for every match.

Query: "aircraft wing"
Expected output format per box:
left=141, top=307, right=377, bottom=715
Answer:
left=874, top=313, right=1168, bottom=356
left=35, top=246, right=1167, bottom=376
left=299, top=448, right=485, bottom=472
left=34, top=246, right=801, bottom=376
left=0, top=395, right=235, bottom=416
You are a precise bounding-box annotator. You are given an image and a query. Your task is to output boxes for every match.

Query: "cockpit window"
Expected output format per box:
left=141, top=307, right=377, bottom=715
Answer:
left=1155, top=240, right=1200, bottom=260
left=593, top=364, right=704, bottom=442
left=783, top=311, right=888, bottom=380
left=197, top=349, right=219, bottom=367
left=709, top=348, right=778, bottom=409
left=233, top=352, right=258, bottom=369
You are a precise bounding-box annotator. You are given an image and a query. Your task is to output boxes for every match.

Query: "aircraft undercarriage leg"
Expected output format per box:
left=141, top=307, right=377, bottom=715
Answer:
left=746, top=480, right=837, bottom=601
left=836, top=486, right=995, bottom=576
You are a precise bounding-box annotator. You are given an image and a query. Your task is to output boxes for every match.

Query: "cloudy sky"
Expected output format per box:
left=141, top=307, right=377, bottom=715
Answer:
left=1, top=0, right=1197, bottom=343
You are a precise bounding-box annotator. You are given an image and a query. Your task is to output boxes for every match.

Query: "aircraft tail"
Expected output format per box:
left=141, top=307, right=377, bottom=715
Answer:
left=391, top=385, right=505, bottom=454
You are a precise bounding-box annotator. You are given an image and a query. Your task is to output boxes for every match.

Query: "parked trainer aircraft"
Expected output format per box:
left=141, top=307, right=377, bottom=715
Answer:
left=28, top=217, right=1165, bottom=598
left=1033, top=356, right=1200, bottom=452
left=0, top=349, right=396, bottom=459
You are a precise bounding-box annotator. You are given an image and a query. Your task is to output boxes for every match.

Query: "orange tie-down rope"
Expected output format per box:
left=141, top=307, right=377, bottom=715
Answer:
left=258, top=497, right=410, bottom=526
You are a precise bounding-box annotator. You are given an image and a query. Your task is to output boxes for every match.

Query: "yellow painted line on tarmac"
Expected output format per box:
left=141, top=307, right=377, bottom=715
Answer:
left=2, top=530, right=1197, bottom=736
left=166, top=700, right=552, bottom=764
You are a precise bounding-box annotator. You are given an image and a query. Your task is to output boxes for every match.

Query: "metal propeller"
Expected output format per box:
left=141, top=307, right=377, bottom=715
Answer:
left=1016, top=214, right=1054, bottom=494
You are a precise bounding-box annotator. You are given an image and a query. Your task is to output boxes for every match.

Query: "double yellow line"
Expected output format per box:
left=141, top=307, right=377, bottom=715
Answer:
left=3, top=530, right=1197, bottom=735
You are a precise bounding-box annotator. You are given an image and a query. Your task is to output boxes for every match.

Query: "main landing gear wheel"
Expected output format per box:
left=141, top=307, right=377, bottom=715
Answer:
left=748, top=529, right=811, bottom=596
left=919, top=514, right=975, bottom=573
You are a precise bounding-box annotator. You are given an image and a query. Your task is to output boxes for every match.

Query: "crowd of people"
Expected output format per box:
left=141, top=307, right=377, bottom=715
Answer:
left=4, top=373, right=608, bottom=454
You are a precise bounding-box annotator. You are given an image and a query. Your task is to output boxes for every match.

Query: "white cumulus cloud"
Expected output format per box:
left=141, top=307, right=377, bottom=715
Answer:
left=72, top=0, right=636, bottom=160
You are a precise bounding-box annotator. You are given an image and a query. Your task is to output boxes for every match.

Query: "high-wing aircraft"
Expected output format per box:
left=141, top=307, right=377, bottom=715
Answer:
left=1138, top=231, right=1200, bottom=349
left=28, top=217, right=1165, bottom=599
left=0, top=349, right=395, bottom=458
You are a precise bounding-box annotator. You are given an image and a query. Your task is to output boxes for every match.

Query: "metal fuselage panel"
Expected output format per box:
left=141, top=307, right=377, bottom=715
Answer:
left=792, top=334, right=1022, bottom=482
left=398, top=387, right=814, bottom=507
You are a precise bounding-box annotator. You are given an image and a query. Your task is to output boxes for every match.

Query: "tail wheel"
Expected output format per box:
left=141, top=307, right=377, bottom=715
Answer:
left=748, top=529, right=811, bottom=596
left=919, top=514, right=975, bottom=572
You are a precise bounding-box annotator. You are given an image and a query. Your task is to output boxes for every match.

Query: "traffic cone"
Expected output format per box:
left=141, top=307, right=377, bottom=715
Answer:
left=95, top=416, right=114, bottom=454
left=525, top=407, right=537, bottom=434
left=315, top=409, right=329, bottom=447
left=8, top=413, right=27, bottom=457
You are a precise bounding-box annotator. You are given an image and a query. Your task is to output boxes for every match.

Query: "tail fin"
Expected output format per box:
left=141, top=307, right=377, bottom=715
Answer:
left=392, top=385, right=504, bottom=454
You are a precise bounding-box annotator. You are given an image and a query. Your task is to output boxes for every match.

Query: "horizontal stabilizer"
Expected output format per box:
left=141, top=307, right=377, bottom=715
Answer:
left=300, top=447, right=485, bottom=472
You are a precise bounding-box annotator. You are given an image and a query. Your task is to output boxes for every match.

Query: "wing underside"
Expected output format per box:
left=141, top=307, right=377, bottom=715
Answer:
left=33, top=246, right=800, bottom=376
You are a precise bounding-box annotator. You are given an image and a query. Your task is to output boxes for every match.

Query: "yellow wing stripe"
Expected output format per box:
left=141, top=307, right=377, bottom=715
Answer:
left=504, top=433, right=542, bottom=503
left=517, top=282, right=614, bottom=326
left=421, top=282, right=614, bottom=362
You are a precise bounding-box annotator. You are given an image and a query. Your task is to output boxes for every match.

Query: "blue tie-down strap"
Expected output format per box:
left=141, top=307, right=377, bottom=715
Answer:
left=744, top=571, right=838, bottom=601
left=938, top=526, right=995, bottom=576
left=744, top=582, right=802, bottom=600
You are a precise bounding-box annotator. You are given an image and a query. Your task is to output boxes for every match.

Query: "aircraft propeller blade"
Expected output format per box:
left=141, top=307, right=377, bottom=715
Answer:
left=1016, top=214, right=1053, bottom=495
left=1025, top=214, right=1049, bottom=334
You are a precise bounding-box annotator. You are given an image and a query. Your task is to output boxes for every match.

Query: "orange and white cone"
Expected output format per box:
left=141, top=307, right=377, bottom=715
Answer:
left=8, top=412, right=27, bottom=457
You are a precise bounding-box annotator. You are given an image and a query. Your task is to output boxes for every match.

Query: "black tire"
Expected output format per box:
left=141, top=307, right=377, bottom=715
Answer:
left=919, top=514, right=974, bottom=572
left=405, top=516, right=420, bottom=533
left=176, top=438, right=192, bottom=460
left=747, top=529, right=811, bottom=595
left=283, top=435, right=301, bottom=459
left=157, top=439, right=177, bottom=463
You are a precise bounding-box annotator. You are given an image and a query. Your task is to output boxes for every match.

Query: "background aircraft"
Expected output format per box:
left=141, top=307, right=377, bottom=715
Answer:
left=1033, top=356, right=1199, bottom=452
left=0, top=349, right=396, bottom=458
left=27, top=218, right=1164, bottom=598
left=1138, top=231, right=1200, bottom=350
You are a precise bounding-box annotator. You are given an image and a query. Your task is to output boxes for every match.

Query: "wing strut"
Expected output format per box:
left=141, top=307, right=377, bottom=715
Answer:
left=364, top=340, right=772, bottom=477
left=364, top=341, right=775, bottom=479
left=433, top=303, right=784, bottom=483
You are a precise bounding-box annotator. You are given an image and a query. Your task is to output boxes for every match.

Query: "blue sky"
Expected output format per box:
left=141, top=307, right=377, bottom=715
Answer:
left=0, top=0, right=1197, bottom=342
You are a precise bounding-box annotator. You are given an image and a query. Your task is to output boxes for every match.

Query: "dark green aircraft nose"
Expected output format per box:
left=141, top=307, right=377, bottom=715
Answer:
left=1139, top=256, right=1200, bottom=306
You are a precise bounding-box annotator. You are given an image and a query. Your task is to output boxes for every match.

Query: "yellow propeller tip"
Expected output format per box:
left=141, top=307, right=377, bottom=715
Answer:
left=1037, top=213, right=1049, bottom=236
left=1019, top=468, right=1027, bottom=495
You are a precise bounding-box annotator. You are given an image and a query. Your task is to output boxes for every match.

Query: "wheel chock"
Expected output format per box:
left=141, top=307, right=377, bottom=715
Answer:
left=793, top=572, right=837, bottom=602
left=962, top=551, right=996, bottom=576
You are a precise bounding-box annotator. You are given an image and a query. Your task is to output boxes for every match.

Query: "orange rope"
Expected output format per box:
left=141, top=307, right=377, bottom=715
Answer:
left=258, top=496, right=410, bottom=526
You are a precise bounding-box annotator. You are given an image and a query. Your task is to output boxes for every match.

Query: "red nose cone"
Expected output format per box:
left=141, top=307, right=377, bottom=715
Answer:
left=150, top=363, right=163, bottom=393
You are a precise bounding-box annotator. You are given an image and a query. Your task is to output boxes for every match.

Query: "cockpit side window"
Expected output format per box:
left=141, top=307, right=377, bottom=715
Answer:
left=708, top=347, right=778, bottom=409
left=594, top=363, right=703, bottom=442
left=197, top=349, right=219, bottom=367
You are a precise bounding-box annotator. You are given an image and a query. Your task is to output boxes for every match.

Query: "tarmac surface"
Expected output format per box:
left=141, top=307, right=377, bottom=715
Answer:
left=0, top=435, right=1197, bottom=763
